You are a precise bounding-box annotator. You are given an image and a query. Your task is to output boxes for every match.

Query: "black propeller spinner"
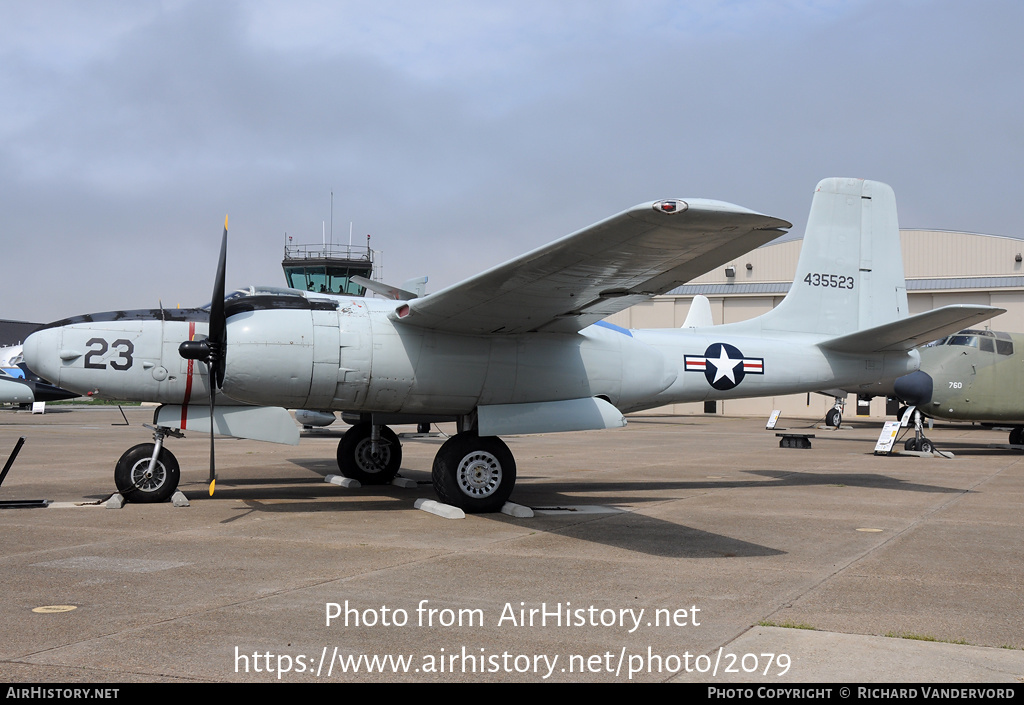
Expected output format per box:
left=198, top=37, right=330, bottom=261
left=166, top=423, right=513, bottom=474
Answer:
left=178, top=216, right=229, bottom=492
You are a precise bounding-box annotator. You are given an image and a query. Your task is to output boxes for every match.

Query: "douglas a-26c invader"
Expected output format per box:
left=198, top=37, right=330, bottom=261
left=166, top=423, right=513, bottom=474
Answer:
left=23, top=178, right=1000, bottom=511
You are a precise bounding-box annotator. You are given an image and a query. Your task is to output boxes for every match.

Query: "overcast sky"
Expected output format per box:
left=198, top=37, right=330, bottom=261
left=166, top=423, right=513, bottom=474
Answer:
left=3, top=0, right=1022, bottom=323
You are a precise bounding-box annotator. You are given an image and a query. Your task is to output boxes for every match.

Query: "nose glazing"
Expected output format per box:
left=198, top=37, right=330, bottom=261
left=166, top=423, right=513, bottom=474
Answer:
left=893, top=370, right=933, bottom=406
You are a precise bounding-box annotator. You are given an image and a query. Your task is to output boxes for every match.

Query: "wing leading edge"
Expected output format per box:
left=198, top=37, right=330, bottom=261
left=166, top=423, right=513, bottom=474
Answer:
left=392, top=200, right=790, bottom=335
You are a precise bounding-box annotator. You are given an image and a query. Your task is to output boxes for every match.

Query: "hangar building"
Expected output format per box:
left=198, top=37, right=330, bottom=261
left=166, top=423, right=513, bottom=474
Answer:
left=604, top=229, right=1024, bottom=419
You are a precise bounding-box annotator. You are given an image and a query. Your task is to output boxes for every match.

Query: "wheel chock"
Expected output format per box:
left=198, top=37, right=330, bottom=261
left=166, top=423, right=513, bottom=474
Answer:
left=776, top=433, right=814, bottom=449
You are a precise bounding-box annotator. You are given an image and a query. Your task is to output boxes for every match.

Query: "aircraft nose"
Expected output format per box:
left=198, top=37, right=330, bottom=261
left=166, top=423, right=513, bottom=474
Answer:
left=22, top=328, right=62, bottom=385
left=893, top=370, right=933, bottom=406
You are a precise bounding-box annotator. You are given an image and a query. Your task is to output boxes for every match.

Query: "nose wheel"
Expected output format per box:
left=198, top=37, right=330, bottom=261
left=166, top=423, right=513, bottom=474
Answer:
left=903, top=437, right=934, bottom=453
left=825, top=407, right=842, bottom=429
left=114, top=443, right=181, bottom=503
left=902, top=407, right=934, bottom=454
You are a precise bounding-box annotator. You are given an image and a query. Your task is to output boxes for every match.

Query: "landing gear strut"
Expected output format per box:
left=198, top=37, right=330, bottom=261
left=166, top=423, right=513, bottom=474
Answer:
left=902, top=409, right=933, bottom=453
left=114, top=425, right=183, bottom=503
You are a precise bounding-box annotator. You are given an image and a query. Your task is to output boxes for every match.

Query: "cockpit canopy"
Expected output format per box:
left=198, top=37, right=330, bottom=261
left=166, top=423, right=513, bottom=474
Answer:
left=927, top=329, right=1014, bottom=356
left=200, top=286, right=340, bottom=311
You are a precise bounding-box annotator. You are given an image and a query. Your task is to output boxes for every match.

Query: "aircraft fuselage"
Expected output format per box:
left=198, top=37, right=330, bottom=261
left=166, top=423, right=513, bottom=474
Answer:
left=26, top=294, right=920, bottom=419
left=902, top=330, right=1024, bottom=423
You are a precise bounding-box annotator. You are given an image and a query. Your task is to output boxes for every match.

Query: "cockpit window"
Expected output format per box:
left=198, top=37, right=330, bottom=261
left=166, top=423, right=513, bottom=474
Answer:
left=947, top=335, right=979, bottom=348
left=200, top=287, right=307, bottom=311
left=944, top=329, right=1013, bottom=355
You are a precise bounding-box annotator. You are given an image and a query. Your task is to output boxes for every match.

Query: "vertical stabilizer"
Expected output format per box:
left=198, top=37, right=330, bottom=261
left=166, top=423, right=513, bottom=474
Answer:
left=759, top=178, right=907, bottom=336
left=681, top=295, right=714, bottom=328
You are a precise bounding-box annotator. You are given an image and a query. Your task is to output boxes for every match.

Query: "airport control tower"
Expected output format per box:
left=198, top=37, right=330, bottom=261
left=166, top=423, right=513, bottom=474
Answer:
left=281, top=236, right=376, bottom=296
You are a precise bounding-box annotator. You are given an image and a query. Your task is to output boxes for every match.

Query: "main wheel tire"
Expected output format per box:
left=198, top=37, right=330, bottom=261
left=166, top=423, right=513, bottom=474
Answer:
left=114, top=443, right=180, bottom=503
left=1010, top=427, right=1023, bottom=445
left=337, top=423, right=402, bottom=484
left=432, top=432, right=516, bottom=513
left=825, top=408, right=841, bottom=429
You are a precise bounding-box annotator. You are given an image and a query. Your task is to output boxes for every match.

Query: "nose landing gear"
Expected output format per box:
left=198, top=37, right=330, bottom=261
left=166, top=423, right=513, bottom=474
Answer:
left=114, top=426, right=183, bottom=503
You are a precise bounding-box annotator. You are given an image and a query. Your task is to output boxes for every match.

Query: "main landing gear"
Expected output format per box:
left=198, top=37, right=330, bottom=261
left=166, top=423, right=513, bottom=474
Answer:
left=336, top=422, right=402, bottom=484
left=431, top=432, right=516, bottom=514
left=111, top=420, right=517, bottom=513
left=336, top=423, right=516, bottom=513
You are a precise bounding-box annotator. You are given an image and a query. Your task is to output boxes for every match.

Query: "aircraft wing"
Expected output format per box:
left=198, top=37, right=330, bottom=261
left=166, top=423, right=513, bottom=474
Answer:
left=391, top=200, right=790, bottom=335
left=818, top=305, right=1005, bottom=354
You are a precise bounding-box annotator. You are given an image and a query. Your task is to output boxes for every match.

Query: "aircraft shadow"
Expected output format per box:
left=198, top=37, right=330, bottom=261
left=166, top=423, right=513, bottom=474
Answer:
left=493, top=509, right=785, bottom=559
left=912, top=441, right=1024, bottom=457
left=163, top=459, right=965, bottom=560
left=186, top=483, right=785, bottom=559
left=520, top=469, right=965, bottom=501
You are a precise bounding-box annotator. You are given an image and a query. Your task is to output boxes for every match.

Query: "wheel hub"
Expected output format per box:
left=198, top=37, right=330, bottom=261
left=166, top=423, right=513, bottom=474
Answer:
left=355, top=439, right=390, bottom=474
left=456, top=451, right=501, bottom=498
left=130, top=460, right=166, bottom=491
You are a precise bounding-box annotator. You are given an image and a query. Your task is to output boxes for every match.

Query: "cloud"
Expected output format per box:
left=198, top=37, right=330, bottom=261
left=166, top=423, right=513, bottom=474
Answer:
left=1, top=0, right=1022, bottom=322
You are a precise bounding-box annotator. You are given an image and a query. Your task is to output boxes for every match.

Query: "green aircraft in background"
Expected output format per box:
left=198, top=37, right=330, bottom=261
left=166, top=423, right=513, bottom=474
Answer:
left=894, top=329, right=1024, bottom=445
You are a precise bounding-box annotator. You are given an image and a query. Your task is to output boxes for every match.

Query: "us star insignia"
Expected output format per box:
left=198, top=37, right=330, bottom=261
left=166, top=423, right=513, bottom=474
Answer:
left=684, top=343, right=764, bottom=390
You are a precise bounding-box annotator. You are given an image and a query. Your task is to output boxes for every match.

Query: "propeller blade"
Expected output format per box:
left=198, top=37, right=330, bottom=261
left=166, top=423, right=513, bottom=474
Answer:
left=208, top=386, right=216, bottom=489
left=176, top=216, right=230, bottom=492
left=206, top=216, right=228, bottom=488
left=209, top=215, right=228, bottom=389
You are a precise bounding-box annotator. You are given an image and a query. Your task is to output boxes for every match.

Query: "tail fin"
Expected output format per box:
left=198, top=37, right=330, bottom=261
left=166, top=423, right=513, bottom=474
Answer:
left=681, top=295, right=714, bottom=328
left=759, top=178, right=908, bottom=336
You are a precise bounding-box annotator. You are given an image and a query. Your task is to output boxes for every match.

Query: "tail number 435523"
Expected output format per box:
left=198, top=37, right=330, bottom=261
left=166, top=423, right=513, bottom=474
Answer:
left=804, top=273, right=855, bottom=289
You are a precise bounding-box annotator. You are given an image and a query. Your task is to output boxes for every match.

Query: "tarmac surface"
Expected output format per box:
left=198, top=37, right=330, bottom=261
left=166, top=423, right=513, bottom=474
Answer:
left=1, top=405, right=1022, bottom=684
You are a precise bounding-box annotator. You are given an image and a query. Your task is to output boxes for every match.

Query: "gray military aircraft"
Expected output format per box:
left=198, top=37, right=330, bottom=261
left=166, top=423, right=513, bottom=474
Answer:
left=0, top=369, right=77, bottom=405
left=1, top=343, right=79, bottom=405
left=23, top=178, right=1000, bottom=511
left=893, top=329, right=1024, bottom=447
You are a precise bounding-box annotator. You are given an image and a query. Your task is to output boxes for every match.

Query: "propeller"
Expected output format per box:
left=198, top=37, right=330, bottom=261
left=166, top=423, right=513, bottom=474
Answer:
left=179, top=216, right=229, bottom=495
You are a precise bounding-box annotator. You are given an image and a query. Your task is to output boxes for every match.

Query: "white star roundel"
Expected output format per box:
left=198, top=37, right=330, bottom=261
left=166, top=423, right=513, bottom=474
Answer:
left=684, top=343, right=764, bottom=390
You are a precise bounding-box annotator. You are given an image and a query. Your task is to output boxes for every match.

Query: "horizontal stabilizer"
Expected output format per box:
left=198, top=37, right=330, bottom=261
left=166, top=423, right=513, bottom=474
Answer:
left=818, top=305, right=1004, bottom=354
left=351, top=275, right=420, bottom=301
